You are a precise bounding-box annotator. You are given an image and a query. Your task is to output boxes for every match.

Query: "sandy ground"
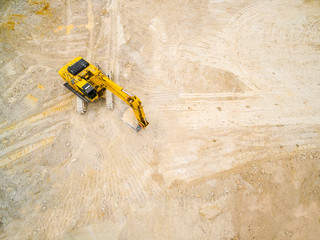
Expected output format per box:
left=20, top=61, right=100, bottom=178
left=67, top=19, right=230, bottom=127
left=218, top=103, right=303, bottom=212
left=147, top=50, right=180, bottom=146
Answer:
left=1, top=0, right=320, bottom=239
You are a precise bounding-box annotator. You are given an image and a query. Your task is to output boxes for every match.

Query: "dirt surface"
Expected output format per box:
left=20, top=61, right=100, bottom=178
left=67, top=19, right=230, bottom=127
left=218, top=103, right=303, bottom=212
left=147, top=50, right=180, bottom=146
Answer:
left=1, top=0, right=320, bottom=239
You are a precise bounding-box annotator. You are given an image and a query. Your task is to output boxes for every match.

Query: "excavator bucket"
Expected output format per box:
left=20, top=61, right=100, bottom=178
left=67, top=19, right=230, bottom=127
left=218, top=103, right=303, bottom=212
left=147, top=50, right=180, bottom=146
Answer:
left=121, top=108, right=142, bottom=132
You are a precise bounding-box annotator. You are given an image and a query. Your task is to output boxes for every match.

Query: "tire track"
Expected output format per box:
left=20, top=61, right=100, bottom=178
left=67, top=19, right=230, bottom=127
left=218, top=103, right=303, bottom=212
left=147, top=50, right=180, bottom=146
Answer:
left=158, top=124, right=320, bottom=183
left=0, top=136, right=55, bottom=168
left=224, top=1, right=320, bottom=90
left=0, top=120, right=65, bottom=158
left=0, top=0, right=93, bottom=172
left=109, top=0, right=119, bottom=84
left=0, top=96, right=73, bottom=136
left=86, top=0, right=94, bottom=62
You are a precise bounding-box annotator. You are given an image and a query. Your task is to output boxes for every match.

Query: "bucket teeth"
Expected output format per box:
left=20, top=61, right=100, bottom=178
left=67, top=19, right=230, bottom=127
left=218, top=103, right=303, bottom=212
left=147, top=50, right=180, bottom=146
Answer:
left=126, top=123, right=142, bottom=132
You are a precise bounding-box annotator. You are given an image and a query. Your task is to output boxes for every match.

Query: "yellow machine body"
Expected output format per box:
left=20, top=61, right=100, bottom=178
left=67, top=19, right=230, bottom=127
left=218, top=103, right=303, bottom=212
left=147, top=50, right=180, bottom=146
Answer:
left=58, top=57, right=149, bottom=130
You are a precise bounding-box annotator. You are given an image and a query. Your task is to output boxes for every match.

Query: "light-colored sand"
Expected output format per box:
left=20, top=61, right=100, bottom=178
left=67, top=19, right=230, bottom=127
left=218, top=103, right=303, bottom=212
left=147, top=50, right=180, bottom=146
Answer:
left=0, top=0, right=320, bottom=239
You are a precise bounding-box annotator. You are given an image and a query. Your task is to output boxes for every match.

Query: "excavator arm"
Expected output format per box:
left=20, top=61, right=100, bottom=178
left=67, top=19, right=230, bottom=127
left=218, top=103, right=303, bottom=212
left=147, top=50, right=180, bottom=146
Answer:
left=99, top=73, right=149, bottom=130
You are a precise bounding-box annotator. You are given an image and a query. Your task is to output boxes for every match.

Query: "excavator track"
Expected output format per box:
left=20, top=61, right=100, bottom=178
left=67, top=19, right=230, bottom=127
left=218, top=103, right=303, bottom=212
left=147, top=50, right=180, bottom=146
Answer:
left=76, top=97, right=87, bottom=114
left=63, top=83, right=90, bottom=103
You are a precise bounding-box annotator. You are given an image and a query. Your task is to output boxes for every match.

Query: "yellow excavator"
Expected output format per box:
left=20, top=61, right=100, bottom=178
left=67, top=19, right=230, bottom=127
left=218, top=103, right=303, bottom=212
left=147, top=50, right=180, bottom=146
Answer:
left=58, top=57, right=149, bottom=132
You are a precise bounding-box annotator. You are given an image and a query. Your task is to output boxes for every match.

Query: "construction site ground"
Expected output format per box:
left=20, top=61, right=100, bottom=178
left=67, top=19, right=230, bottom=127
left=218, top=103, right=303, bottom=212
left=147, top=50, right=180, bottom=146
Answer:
left=1, top=0, right=320, bottom=239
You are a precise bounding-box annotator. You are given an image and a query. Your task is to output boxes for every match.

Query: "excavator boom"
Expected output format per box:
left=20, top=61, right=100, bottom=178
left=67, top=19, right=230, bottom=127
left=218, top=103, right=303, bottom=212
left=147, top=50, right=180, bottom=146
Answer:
left=99, top=73, right=149, bottom=129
